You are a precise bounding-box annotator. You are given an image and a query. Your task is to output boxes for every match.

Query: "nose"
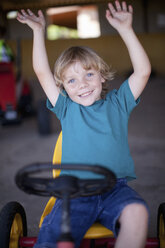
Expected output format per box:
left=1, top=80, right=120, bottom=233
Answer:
left=79, top=77, right=88, bottom=89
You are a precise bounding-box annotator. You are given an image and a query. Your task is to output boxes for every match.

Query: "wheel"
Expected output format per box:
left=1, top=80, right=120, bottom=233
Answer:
left=0, top=201, right=27, bottom=248
left=37, top=100, right=51, bottom=135
left=15, top=163, right=116, bottom=198
left=157, top=202, right=165, bottom=248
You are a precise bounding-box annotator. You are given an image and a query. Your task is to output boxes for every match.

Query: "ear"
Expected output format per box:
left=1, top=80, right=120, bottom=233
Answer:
left=101, top=76, right=105, bottom=83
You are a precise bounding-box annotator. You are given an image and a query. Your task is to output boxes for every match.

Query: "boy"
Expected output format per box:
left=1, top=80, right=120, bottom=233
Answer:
left=17, top=1, right=151, bottom=248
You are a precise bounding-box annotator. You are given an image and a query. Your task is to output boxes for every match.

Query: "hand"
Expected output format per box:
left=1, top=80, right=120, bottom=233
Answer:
left=106, top=1, right=133, bottom=32
left=17, top=9, right=45, bottom=31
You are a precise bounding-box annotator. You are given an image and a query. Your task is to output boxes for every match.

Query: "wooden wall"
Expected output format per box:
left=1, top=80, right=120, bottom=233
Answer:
left=8, top=33, right=165, bottom=81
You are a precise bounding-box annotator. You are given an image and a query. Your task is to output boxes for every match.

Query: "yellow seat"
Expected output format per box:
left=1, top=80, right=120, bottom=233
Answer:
left=39, top=131, right=114, bottom=239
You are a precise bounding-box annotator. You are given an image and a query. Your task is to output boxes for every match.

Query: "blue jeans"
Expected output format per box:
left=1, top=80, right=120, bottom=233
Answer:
left=34, top=179, right=148, bottom=248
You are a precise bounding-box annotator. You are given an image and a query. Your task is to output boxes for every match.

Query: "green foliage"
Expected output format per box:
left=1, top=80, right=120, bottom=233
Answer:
left=47, top=25, right=78, bottom=40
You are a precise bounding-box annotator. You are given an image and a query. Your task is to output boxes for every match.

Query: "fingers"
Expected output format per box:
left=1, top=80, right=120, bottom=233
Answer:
left=17, top=9, right=36, bottom=20
left=17, top=9, right=30, bottom=22
left=27, top=9, right=34, bottom=16
left=128, top=5, right=133, bottom=14
left=108, top=2, right=116, bottom=16
left=38, top=10, right=44, bottom=18
left=115, top=1, right=122, bottom=11
left=105, top=9, right=112, bottom=22
left=122, top=1, right=127, bottom=11
left=17, top=11, right=26, bottom=22
left=19, top=9, right=30, bottom=20
left=108, top=1, right=133, bottom=15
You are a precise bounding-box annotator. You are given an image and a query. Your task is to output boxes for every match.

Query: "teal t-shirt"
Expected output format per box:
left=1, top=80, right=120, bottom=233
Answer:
left=47, top=79, right=139, bottom=180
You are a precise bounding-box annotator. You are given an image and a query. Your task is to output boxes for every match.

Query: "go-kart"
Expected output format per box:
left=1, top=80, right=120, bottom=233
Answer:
left=0, top=132, right=165, bottom=248
left=0, top=62, right=34, bottom=126
left=0, top=62, right=21, bottom=125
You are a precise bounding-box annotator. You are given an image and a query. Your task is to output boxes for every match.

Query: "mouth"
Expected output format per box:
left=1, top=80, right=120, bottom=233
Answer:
left=79, top=91, right=93, bottom=98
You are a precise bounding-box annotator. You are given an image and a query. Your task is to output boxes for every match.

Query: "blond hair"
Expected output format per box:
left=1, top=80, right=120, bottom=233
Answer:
left=54, top=46, right=114, bottom=97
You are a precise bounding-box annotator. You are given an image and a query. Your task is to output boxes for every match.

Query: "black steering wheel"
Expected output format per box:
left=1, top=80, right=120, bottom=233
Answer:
left=15, top=163, right=116, bottom=198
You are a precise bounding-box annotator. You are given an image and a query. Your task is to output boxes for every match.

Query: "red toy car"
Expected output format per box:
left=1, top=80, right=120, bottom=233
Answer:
left=0, top=62, right=20, bottom=125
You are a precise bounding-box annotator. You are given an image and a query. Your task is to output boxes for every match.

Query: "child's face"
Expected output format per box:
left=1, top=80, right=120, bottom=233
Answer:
left=62, top=61, right=105, bottom=106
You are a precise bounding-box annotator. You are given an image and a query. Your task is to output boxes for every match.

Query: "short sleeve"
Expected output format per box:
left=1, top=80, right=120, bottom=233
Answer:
left=46, top=93, right=70, bottom=120
left=106, top=79, right=140, bottom=115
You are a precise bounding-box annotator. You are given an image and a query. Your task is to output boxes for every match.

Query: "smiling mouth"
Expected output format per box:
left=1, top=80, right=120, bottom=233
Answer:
left=79, top=91, right=93, bottom=98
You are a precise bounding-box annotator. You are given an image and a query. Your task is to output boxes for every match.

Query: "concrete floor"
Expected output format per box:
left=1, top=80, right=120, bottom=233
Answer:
left=0, top=75, right=165, bottom=239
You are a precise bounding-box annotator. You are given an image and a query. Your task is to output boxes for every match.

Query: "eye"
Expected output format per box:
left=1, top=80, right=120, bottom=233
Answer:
left=87, top=72, right=94, bottom=77
left=68, top=78, right=75, bottom=84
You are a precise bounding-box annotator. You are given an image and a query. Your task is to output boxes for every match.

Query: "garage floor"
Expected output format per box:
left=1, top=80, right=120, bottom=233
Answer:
left=0, top=75, right=165, bottom=239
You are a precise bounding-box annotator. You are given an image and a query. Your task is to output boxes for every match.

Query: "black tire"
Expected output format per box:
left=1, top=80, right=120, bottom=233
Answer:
left=0, top=201, right=27, bottom=248
left=37, top=100, right=51, bottom=135
left=157, top=202, right=165, bottom=248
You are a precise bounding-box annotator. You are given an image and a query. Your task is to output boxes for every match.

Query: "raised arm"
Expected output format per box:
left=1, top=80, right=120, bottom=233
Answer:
left=17, top=9, right=59, bottom=106
left=106, top=1, right=151, bottom=100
